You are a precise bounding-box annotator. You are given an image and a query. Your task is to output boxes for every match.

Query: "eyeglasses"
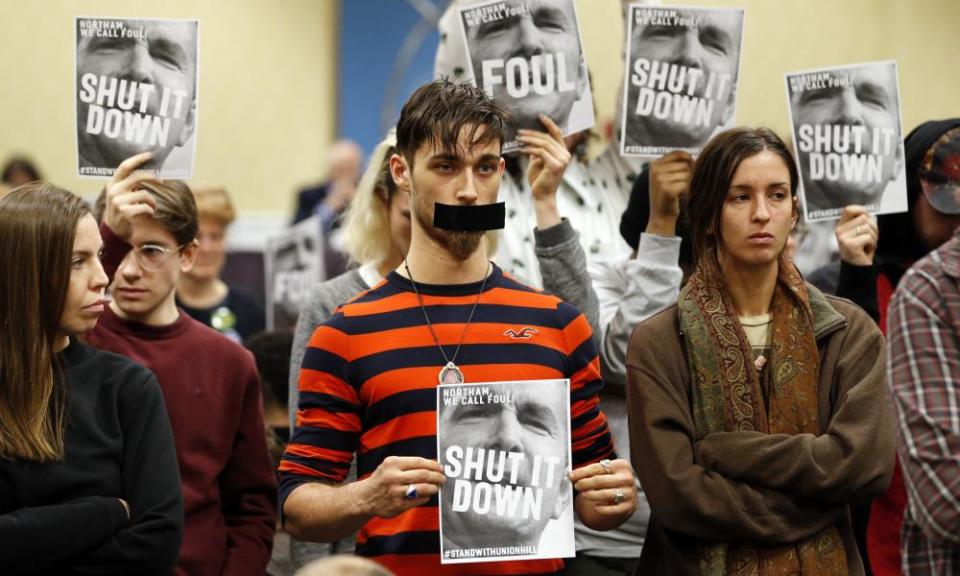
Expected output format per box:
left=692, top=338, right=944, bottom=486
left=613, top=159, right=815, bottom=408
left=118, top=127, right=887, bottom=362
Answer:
left=130, top=243, right=186, bottom=271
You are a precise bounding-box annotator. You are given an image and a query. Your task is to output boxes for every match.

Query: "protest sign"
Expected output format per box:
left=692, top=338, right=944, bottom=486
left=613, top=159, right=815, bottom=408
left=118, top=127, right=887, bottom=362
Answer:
left=437, top=378, right=574, bottom=564
left=786, top=61, right=907, bottom=221
left=621, top=5, right=744, bottom=157
left=458, top=0, right=594, bottom=152
left=264, top=216, right=325, bottom=331
left=75, top=17, right=199, bottom=178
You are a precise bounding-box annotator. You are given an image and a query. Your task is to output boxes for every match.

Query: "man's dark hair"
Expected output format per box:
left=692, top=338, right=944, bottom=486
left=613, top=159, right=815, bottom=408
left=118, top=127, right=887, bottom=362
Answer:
left=685, top=127, right=799, bottom=266
left=395, top=79, right=510, bottom=166
left=1, top=156, right=42, bottom=185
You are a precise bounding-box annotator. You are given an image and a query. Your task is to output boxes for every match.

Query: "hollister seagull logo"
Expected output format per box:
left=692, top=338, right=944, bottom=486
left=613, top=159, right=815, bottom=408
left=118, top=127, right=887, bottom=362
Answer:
left=504, top=327, right=538, bottom=340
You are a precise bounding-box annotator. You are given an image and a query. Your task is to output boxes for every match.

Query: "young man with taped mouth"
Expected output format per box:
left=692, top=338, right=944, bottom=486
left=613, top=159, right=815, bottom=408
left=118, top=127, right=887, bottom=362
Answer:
left=279, top=79, right=636, bottom=576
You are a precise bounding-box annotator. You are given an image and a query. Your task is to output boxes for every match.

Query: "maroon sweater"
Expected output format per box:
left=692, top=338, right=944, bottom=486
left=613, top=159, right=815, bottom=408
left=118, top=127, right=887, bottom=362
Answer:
left=88, top=306, right=277, bottom=576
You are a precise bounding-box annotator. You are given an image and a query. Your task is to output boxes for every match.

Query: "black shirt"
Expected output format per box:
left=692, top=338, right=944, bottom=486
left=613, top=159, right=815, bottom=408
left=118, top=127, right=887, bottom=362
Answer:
left=0, top=340, right=183, bottom=575
left=178, top=286, right=265, bottom=343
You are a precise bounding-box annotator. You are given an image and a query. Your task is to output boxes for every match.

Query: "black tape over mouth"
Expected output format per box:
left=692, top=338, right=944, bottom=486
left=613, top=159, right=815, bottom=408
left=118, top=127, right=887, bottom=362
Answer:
left=433, top=202, right=506, bottom=231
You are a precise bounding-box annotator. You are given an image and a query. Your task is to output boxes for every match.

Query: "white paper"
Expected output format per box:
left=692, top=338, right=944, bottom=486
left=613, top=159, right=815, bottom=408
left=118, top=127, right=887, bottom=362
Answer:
left=620, top=4, right=745, bottom=157
left=785, top=61, right=907, bottom=222
left=75, top=17, right=200, bottom=179
left=437, top=378, right=574, bottom=564
left=263, top=216, right=326, bottom=331
left=458, top=0, right=594, bottom=153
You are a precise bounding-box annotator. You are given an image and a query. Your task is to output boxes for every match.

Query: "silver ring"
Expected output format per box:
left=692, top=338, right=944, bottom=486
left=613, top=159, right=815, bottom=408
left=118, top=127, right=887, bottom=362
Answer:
left=613, top=488, right=625, bottom=505
left=404, top=484, right=418, bottom=500
left=599, top=459, right=612, bottom=474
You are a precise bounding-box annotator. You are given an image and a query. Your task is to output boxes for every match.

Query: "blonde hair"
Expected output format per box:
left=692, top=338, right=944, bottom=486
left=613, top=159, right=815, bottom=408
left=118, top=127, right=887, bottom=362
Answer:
left=341, top=131, right=399, bottom=267
left=192, top=185, right=236, bottom=226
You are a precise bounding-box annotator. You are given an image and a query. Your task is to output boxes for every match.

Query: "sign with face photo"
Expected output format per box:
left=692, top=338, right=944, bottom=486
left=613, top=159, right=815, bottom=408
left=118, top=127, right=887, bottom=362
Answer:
left=457, top=0, right=594, bottom=152
left=264, top=216, right=326, bottom=331
left=785, top=61, right=907, bottom=222
left=437, top=378, right=574, bottom=564
left=620, top=4, right=745, bottom=157
left=75, top=17, right=200, bottom=179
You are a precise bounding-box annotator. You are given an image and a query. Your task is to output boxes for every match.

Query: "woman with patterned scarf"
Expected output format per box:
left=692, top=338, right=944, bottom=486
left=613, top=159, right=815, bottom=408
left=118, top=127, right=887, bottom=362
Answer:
left=624, top=127, right=895, bottom=575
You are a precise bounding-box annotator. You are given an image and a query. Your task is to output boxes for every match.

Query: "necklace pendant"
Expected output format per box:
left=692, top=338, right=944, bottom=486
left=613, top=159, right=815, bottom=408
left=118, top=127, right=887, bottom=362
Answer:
left=439, top=361, right=465, bottom=385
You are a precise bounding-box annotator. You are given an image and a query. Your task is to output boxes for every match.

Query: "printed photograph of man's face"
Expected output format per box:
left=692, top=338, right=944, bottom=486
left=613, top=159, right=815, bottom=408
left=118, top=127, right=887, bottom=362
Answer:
left=76, top=18, right=198, bottom=176
left=790, top=63, right=903, bottom=218
left=438, top=380, right=572, bottom=559
left=268, top=224, right=322, bottom=331
left=623, top=7, right=742, bottom=153
left=463, top=0, right=590, bottom=143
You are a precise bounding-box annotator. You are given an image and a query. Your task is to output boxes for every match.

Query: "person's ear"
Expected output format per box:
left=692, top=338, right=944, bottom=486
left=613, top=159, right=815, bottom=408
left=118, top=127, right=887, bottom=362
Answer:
left=390, top=154, right=411, bottom=193
left=179, top=239, right=198, bottom=273
left=176, top=100, right=198, bottom=147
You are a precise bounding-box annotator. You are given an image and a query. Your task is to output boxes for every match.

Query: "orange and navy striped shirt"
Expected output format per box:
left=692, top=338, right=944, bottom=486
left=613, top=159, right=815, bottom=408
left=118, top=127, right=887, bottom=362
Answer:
left=279, top=265, right=615, bottom=575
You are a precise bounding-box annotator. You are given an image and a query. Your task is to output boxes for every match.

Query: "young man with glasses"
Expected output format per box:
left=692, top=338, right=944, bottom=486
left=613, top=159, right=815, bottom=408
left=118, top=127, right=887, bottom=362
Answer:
left=87, top=153, right=278, bottom=576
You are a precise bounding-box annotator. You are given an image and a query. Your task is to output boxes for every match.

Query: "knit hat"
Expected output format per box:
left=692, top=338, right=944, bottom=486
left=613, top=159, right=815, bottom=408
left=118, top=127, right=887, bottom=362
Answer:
left=877, top=118, right=960, bottom=265
left=904, top=118, right=960, bottom=215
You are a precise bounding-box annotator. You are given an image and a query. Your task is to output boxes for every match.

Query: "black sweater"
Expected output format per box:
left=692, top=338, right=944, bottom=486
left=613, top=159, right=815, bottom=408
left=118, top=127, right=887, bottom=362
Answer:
left=0, top=340, right=183, bottom=575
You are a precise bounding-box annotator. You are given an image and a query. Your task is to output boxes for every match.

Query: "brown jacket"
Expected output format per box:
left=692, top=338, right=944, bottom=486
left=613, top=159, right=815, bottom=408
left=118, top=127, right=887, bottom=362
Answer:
left=625, top=287, right=894, bottom=575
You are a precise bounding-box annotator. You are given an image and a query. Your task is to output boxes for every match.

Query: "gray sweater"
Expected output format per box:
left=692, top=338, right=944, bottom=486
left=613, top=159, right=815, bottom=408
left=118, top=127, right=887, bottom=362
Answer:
left=533, top=218, right=601, bottom=350
left=286, top=268, right=368, bottom=569
left=287, top=268, right=368, bottom=430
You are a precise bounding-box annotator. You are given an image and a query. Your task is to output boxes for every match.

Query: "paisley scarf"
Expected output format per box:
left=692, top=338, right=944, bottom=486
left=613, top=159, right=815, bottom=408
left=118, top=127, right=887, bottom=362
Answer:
left=678, top=250, right=848, bottom=576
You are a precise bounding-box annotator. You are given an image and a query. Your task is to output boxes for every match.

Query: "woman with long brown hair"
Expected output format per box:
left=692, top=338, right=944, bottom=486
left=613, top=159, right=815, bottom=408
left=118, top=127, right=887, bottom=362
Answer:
left=0, top=183, right=182, bottom=574
left=626, top=127, right=895, bottom=575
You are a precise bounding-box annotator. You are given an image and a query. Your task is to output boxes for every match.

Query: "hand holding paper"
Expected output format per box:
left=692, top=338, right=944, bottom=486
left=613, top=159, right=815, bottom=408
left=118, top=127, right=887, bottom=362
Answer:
left=103, top=152, right=159, bottom=241
left=519, top=115, right=572, bottom=231
left=458, top=0, right=593, bottom=152
left=353, top=456, right=445, bottom=519
left=520, top=115, right=572, bottom=200
left=835, top=205, right=878, bottom=266
left=646, top=150, right=693, bottom=236
left=437, top=379, right=575, bottom=563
